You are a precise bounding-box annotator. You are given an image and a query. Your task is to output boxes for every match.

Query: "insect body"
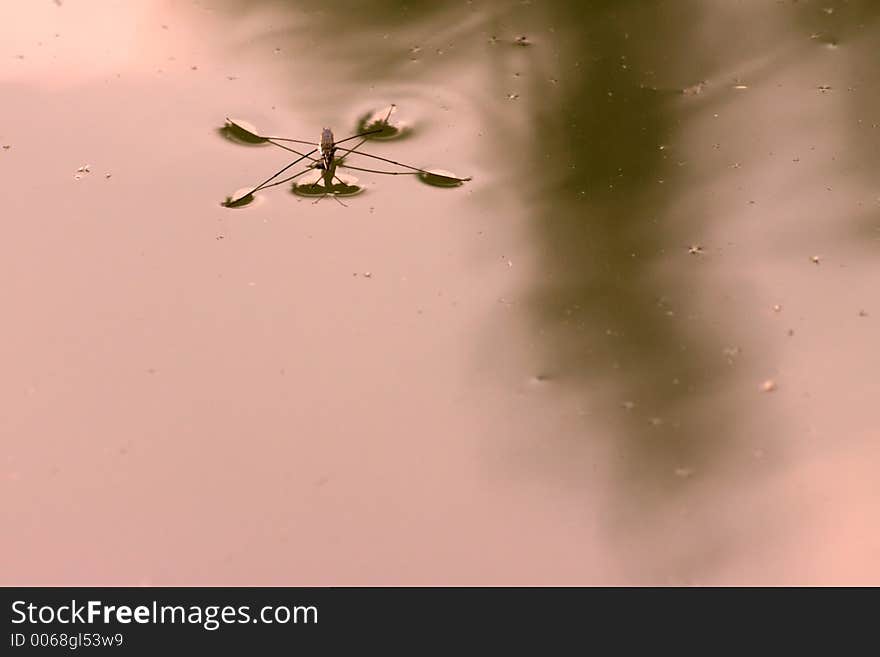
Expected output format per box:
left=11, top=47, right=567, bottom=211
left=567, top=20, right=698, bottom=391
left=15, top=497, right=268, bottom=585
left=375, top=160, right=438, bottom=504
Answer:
left=319, top=128, right=335, bottom=178
left=222, top=106, right=471, bottom=208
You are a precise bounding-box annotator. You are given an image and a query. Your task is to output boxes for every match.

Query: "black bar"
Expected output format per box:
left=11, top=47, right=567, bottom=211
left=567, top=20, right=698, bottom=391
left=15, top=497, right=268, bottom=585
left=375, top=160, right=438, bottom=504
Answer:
left=0, top=586, right=871, bottom=653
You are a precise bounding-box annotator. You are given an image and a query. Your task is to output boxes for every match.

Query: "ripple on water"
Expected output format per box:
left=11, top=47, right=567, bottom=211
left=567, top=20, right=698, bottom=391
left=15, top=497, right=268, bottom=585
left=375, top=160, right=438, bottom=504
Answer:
left=292, top=171, right=364, bottom=198
left=417, top=168, right=470, bottom=188
left=355, top=104, right=413, bottom=141
left=221, top=187, right=262, bottom=208
left=218, top=118, right=269, bottom=146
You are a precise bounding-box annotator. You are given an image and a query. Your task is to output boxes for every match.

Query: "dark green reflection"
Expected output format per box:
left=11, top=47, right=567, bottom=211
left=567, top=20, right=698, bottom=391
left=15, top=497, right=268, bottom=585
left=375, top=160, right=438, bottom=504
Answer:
left=292, top=179, right=363, bottom=198
left=417, top=170, right=466, bottom=187
left=209, top=0, right=880, bottom=580
left=218, top=118, right=269, bottom=146
left=221, top=192, right=255, bottom=208
left=355, top=106, right=413, bottom=141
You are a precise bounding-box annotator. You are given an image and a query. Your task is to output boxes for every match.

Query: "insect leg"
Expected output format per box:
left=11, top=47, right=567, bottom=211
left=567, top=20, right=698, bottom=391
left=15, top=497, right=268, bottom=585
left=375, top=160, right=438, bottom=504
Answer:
left=336, top=105, right=396, bottom=161
left=338, top=163, right=418, bottom=176
left=266, top=139, right=320, bottom=162
left=229, top=150, right=318, bottom=204
left=333, top=148, right=471, bottom=182
left=254, top=164, right=318, bottom=192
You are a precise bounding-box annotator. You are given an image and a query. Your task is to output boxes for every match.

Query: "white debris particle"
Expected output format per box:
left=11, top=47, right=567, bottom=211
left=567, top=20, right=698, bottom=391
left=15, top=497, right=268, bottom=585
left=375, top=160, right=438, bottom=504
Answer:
left=682, top=80, right=707, bottom=96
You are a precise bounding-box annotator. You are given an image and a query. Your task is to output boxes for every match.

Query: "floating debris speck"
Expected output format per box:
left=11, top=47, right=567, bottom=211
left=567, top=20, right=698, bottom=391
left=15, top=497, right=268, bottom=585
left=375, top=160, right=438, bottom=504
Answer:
left=761, top=379, right=777, bottom=392
left=817, top=85, right=832, bottom=93
left=809, top=32, right=839, bottom=48
left=688, top=244, right=704, bottom=255
left=773, top=304, right=782, bottom=312
left=810, top=255, right=821, bottom=264
left=506, top=93, right=520, bottom=100
left=515, top=35, right=532, bottom=46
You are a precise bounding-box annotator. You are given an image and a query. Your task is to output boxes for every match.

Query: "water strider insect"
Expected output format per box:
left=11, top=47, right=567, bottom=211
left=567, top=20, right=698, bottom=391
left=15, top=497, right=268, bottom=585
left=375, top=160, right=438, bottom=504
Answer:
left=222, top=105, right=471, bottom=208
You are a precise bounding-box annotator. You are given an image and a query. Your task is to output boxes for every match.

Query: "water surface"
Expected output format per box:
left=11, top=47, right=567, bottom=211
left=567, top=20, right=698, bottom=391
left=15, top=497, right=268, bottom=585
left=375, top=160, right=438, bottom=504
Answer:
left=2, top=0, right=878, bottom=585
